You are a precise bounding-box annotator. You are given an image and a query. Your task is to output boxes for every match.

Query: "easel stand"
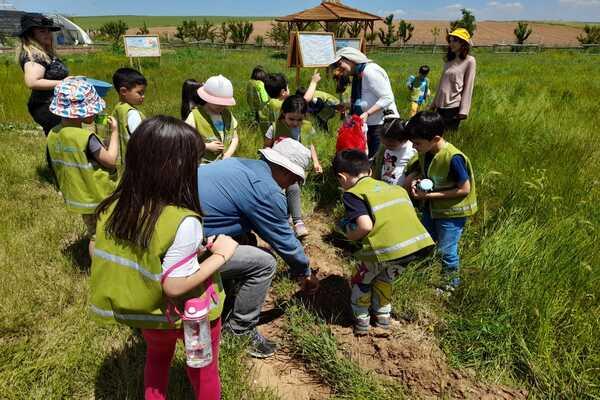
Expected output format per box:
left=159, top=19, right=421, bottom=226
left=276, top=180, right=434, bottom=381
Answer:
left=287, top=31, right=336, bottom=90
left=124, top=35, right=162, bottom=73
left=129, top=57, right=143, bottom=73
left=295, top=66, right=301, bottom=88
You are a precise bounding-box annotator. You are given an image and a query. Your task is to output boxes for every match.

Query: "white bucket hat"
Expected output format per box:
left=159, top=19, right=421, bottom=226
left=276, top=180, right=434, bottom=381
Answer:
left=197, top=75, right=236, bottom=106
left=259, top=138, right=312, bottom=182
left=331, top=47, right=371, bottom=65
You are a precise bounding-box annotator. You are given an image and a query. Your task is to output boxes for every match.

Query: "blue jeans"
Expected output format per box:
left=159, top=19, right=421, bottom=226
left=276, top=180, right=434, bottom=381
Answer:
left=422, top=213, right=466, bottom=285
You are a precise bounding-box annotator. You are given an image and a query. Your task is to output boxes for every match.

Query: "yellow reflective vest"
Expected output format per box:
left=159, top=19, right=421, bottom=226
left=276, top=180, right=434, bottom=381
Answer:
left=47, top=126, right=116, bottom=214
left=90, top=205, right=225, bottom=329
left=346, top=177, right=434, bottom=263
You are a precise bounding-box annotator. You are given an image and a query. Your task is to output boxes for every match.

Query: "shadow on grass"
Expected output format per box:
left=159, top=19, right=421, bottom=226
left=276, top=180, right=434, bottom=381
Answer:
left=270, top=52, right=287, bottom=60
left=257, top=273, right=354, bottom=329
left=94, top=330, right=195, bottom=399
left=35, top=164, right=56, bottom=186
left=296, top=274, right=354, bottom=327
left=62, top=238, right=91, bottom=273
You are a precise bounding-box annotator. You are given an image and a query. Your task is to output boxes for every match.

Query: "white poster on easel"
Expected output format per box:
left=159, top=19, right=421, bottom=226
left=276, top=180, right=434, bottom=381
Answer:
left=124, top=35, right=161, bottom=58
left=296, top=32, right=336, bottom=67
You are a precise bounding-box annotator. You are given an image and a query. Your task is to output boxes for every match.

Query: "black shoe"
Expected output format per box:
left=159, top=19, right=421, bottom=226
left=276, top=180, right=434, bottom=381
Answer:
left=247, top=329, right=277, bottom=358
left=222, top=324, right=277, bottom=358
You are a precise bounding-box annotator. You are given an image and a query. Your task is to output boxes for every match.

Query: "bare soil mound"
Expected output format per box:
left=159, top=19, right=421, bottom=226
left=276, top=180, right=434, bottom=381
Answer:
left=298, top=211, right=528, bottom=399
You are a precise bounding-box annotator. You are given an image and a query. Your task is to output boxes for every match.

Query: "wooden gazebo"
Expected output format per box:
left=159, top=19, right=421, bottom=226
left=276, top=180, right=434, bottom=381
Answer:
left=276, top=0, right=382, bottom=36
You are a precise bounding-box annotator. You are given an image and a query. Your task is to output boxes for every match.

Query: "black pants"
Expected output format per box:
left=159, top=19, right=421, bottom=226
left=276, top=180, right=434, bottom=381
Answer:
left=437, top=107, right=461, bottom=131
left=367, top=124, right=384, bottom=160
left=28, top=100, right=61, bottom=172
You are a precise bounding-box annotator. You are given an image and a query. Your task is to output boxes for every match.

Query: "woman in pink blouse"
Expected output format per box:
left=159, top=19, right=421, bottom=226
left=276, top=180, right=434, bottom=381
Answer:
left=431, top=28, right=476, bottom=131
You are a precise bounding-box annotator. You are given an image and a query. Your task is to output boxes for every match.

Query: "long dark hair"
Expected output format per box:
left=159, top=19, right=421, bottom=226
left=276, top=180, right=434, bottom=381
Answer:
left=180, top=79, right=205, bottom=119
left=445, top=37, right=471, bottom=61
left=96, top=116, right=205, bottom=249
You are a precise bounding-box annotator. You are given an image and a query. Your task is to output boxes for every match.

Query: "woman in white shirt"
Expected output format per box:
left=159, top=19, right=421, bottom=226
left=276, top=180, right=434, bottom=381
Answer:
left=331, top=47, right=399, bottom=159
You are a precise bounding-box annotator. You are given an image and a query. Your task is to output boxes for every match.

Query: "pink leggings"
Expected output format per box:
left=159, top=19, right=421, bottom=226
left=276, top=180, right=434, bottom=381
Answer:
left=142, top=318, right=221, bottom=400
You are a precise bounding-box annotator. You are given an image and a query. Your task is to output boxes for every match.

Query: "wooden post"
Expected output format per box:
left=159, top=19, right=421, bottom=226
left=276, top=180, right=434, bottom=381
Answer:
left=295, top=65, right=301, bottom=88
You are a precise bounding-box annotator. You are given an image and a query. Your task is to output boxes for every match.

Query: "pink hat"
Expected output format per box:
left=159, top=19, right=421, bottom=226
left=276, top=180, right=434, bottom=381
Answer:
left=197, top=75, right=236, bottom=106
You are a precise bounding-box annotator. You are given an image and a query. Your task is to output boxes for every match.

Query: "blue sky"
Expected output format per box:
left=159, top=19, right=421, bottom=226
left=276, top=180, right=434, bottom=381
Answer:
left=12, top=0, right=600, bottom=21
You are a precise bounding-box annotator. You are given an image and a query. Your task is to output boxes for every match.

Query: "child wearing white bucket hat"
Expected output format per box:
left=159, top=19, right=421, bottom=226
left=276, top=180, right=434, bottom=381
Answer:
left=183, top=75, right=239, bottom=164
left=47, top=77, right=120, bottom=259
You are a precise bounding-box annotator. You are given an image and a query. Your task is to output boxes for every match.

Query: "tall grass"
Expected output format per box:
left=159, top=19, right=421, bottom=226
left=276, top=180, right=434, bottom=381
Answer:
left=438, top=52, right=600, bottom=397
left=1, top=48, right=599, bottom=397
left=285, top=303, right=406, bottom=399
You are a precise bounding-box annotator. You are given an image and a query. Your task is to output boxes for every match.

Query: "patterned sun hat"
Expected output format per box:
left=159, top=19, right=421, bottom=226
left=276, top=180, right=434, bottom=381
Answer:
left=50, top=78, right=106, bottom=119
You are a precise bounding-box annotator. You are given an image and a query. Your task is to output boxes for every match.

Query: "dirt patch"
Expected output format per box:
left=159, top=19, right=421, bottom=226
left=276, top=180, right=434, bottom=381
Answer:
left=296, top=211, right=528, bottom=400
left=249, top=356, right=331, bottom=400
left=252, top=290, right=332, bottom=400
left=128, top=20, right=584, bottom=47
left=332, top=322, right=527, bottom=399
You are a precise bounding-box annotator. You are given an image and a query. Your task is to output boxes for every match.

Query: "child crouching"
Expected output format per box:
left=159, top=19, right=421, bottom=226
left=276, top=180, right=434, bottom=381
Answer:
left=333, top=150, right=434, bottom=335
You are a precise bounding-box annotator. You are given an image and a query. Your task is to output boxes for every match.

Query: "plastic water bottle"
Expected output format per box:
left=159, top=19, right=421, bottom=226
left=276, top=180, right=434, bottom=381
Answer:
left=418, top=179, right=434, bottom=192
left=183, top=298, right=212, bottom=368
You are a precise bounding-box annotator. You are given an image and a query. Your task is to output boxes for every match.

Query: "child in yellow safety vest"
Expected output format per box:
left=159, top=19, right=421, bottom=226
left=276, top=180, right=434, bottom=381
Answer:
left=90, top=116, right=238, bottom=400
left=182, top=76, right=239, bottom=164
left=264, top=95, right=322, bottom=239
left=263, top=71, right=321, bottom=126
left=405, top=111, right=478, bottom=293
left=332, top=149, right=434, bottom=336
left=111, top=68, right=147, bottom=175
left=246, top=65, right=270, bottom=132
left=47, top=78, right=119, bottom=259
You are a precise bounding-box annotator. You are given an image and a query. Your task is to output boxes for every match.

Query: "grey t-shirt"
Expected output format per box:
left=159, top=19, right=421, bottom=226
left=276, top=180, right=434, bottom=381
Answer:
left=86, top=135, right=103, bottom=162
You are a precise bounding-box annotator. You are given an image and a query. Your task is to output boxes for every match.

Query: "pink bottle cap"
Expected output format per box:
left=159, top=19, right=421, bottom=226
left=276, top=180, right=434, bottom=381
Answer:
left=184, top=298, right=209, bottom=319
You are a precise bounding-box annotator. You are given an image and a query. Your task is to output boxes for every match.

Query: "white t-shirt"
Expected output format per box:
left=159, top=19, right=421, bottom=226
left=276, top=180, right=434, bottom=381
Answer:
left=127, top=109, right=142, bottom=134
left=161, top=217, right=203, bottom=278
left=361, top=63, right=399, bottom=126
left=380, top=142, right=417, bottom=186
left=264, top=124, right=301, bottom=141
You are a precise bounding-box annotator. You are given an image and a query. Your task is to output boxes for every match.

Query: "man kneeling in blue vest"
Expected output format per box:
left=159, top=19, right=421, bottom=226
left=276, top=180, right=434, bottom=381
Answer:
left=333, top=149, right=435, bottom=336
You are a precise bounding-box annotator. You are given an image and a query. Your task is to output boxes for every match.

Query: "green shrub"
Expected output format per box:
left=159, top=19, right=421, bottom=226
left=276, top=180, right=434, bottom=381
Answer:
left=378, top=15, right=399, bottom=47
left=228, top=21, right=253, bottom=44
left=449, top=8, right=477, bottom=37
left=577, top=25, right=600, bottom=45
left=99, top=20, right=128, bottom=43
left=266, top=22, right=289, bottom=47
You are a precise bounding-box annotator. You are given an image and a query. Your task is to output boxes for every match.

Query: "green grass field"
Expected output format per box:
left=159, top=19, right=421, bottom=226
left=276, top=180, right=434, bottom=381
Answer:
left=1, top=47, right=599, bottom=399
left=69, top=15, right=274, bottom=30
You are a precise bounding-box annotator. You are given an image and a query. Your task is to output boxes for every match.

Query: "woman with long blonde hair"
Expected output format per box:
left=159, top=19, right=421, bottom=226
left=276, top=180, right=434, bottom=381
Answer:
left=17, top=13, right=70, bottom=168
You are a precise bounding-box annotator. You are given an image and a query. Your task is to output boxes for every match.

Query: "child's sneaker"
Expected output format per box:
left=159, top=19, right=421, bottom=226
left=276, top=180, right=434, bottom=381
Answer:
left=354, top=316, right=370, bottom=336
left=374, top=314, right=391, bottom=330
left=294, top=220, right=309, bottom=239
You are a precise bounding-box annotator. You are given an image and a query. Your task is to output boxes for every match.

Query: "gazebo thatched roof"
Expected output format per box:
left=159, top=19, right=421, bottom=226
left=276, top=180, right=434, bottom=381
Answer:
left=276, top=1, right=381, bottom=23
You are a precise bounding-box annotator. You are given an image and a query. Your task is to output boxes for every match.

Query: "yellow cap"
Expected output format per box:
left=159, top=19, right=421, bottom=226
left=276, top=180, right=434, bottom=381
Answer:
left=449, top=28, right=472, bottom=45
